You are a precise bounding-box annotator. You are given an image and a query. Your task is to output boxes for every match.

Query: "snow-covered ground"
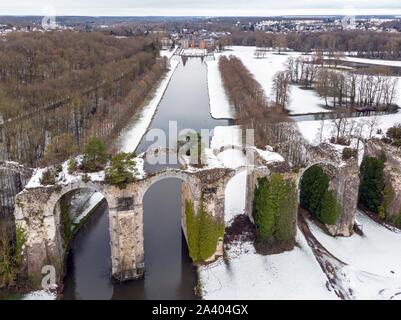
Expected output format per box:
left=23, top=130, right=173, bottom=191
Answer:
left=306, top=211, right=401, bottom=299
left=118, top=59, right=180, bottom=153
left=214, top=47, right=330, bottom=115
left=25, top=154, right=145, bottom=189
left=308, top=211, right=401, bottom=279
left=297, top=110, right=401, bottom=145
left=200, top=123, right=338, bottom=300
left=22, top=290, right=56, bottom=300
left=211, top=126, right=243, bottom=150
left=200, top=204, right=401, bottom=300
left=224, top=171, right=247, bottom=225
left=199, top=230, right=337, bottom=300
left=160, top=48, right=176, bottom=60
left=342, top=56, right=401, bottom=68
left=335, top=266, right=401, bottom=300
left=206, top=59, right=235, bottom=119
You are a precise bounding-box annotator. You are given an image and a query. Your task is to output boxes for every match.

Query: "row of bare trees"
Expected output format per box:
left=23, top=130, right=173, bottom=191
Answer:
left=0, top=32, right=167, bottom=166
left=0, top=32, right=159, bottom=119
left=314, top=66, right=399, bottom=110
left=282, top=55, right=399, bottom=110
left=285, top=56, right=320, bottom=88
left=219, top=55, right=294, bottom=147
left=228, top=30, right=401, bottom=59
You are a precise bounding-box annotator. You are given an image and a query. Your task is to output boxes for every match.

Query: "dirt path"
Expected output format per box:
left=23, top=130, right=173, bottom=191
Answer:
left=298, top=210, right=348, bottom=299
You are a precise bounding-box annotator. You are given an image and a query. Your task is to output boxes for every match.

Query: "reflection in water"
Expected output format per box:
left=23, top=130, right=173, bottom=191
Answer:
left=136, top=57, right=228, bottom=155
left=112, top=179, right=197, bottom=300
left=62, top=201, right=113, bottom=300
left=63, top=179, right=197, bottom=300
left=63, top=58, right=221, bottom=300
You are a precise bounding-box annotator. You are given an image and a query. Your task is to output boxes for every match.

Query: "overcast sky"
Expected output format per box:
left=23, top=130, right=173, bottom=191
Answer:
left=1, top=0, right=401, bottom=16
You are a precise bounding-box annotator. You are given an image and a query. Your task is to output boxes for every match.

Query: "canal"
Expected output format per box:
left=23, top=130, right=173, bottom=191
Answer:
left=62, top=56, right=229, bottom=300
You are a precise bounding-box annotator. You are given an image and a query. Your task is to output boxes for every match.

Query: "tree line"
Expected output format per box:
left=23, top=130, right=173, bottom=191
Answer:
left=218, top=55, right=292, bottom=147
left=284, top=56, right=399, bottom=110
left=226, top=30, right=401, bottom=59
left=0, top=31, right=167, bottom=166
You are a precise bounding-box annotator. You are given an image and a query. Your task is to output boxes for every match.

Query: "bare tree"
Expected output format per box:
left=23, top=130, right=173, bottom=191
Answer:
left=272, top=71, right=292, bottom=109
left=330, top=108, right=352, bottom=143
left=366, top=116, right=380, bottom=138
left=273, top=34, right=287, bottom=55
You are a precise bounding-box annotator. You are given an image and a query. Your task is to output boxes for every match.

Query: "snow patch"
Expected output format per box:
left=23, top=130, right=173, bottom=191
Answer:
left=118, top=59, right=180, bottom=153
left=216, top=47, right=329, bottom=115
left=206, top=59, right=235, bottom=119
left=211, top=126, right=243, bottom=150
left=224, top=171, right=247, bottom=225
left=22, top=290, right=56, bottom=300
left=308, top=211, right=401, bottom=279
left=199, top=230, right=337, bottom=300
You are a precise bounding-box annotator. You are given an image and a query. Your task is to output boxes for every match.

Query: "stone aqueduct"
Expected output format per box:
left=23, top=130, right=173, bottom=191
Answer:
left=13, top=143, right=360, bottom=285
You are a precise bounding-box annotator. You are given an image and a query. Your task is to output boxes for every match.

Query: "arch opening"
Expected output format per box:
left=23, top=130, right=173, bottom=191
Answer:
left=138, top=176, right=197, bottom=299
left=54, top=187, right=113, bottom=300
left=298, top=162, right=342, bottom=228
left=224, top=170, right=248, bottom=225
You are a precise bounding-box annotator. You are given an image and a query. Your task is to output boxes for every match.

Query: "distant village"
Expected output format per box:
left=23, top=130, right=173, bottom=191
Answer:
left=251, top=17, right=401, bottom=33
left=0, top=15, right=400, bottom=45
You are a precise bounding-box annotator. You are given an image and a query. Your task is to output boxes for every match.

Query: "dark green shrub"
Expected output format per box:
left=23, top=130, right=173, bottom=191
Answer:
left=105, top=152, right=136, bottom=189
left=198, top=204, right=224, bottom=261
left=253, top=177, right=275, bottom=243
left=359, top=156, right=385, bottom=213
left=320, top=190, right=341, bottom=225
left=253, top=173, right=297, bottom=251
left=82, top=137, right=108, bottom=172
left=185, top=199, right=224, bottom=262
left=300, top=165, right=329, bottom=219
left=274, top=176, right=297, bottom=245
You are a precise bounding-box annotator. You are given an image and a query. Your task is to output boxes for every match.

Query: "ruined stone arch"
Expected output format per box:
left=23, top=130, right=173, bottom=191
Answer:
left=141, top=148, right=188, bottom=168
left=136, top=169, right=202, bottom=201
left=14, top=163, right=298, bottom=286
left=297, top=160, right=359, bottom=237
left=52, top=181, right=112, bottom=209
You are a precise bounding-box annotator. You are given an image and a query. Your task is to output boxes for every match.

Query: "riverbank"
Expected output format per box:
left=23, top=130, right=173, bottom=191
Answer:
left=118, top=58, right=180, bottom=153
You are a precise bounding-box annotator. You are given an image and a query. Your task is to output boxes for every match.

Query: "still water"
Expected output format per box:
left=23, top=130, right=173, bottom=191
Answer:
left=62, top=57, right=228, bottom=299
